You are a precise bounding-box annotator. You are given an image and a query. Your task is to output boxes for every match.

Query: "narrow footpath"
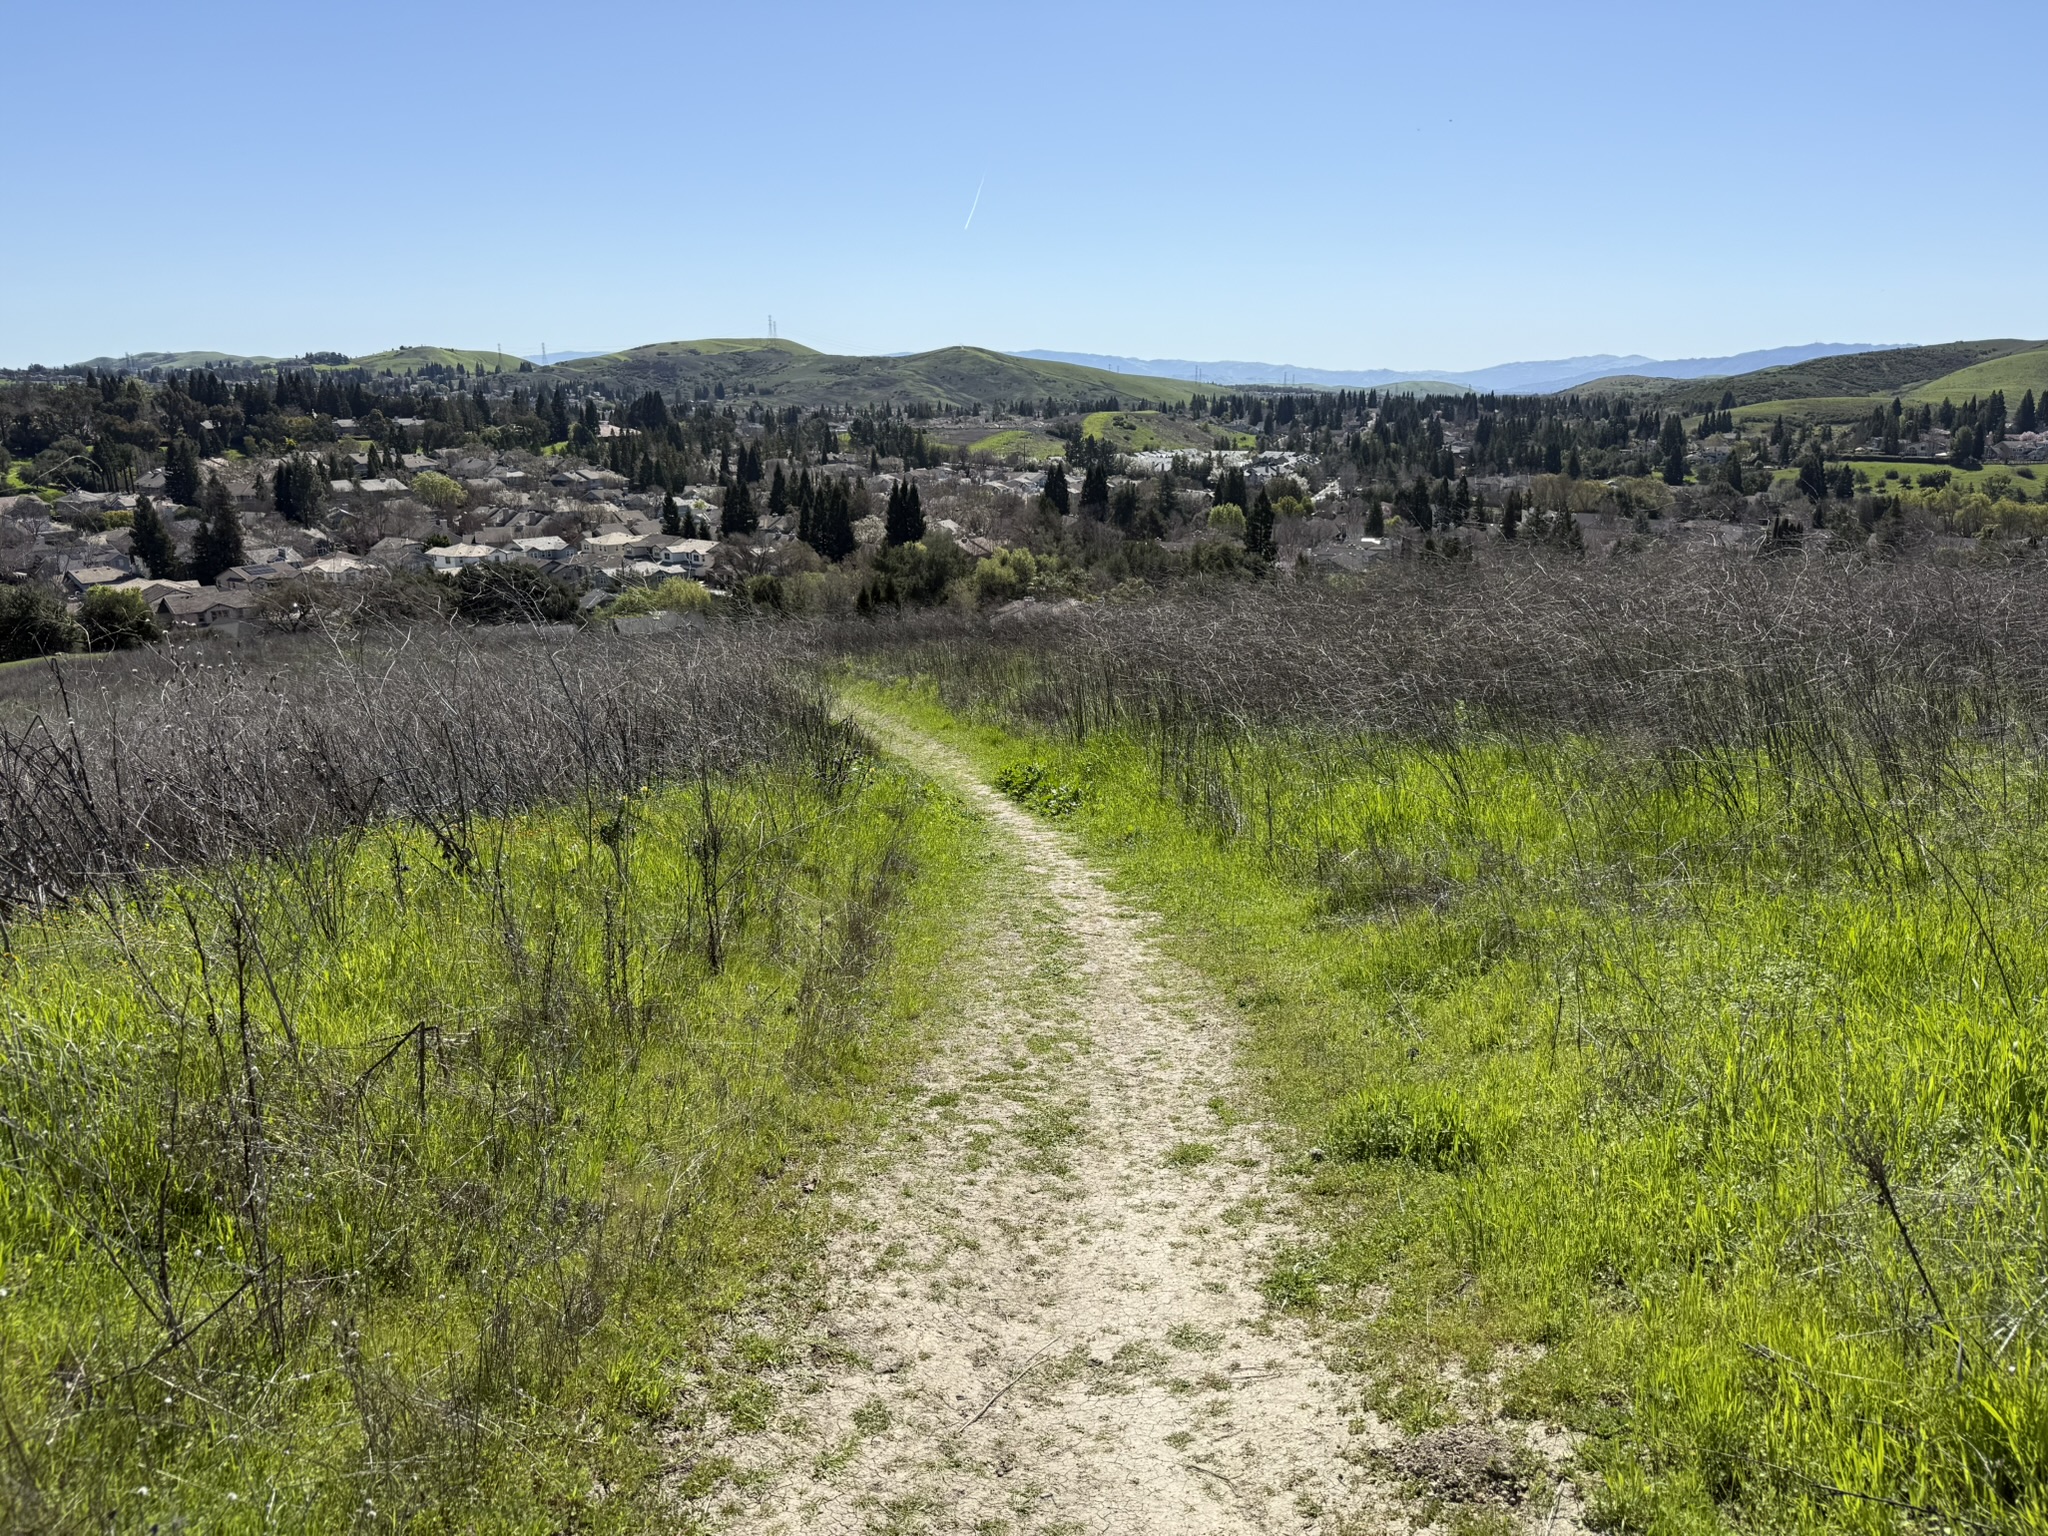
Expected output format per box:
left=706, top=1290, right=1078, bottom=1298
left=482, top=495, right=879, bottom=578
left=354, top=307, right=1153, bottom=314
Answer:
left=677, top=709, right=1569, bottom=1535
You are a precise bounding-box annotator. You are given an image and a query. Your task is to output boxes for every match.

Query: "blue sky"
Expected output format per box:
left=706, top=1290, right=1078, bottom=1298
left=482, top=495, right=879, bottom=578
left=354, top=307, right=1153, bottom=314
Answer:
left=5, top=0, right=2043, bottom=371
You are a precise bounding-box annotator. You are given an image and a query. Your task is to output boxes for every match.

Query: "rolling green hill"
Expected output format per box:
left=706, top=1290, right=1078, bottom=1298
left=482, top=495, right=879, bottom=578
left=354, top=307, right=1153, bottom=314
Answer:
left=1586, top=338, right=2045, bottom=425
left=71, top=349, right=279, bottom=372
left=1080, top=410, right=1253, bottom=453
left=1905, top=344, right=2048, bottom=405
left=547, top=340, right=1199, bottom=408
left=343, top=345, right=525, bottom=375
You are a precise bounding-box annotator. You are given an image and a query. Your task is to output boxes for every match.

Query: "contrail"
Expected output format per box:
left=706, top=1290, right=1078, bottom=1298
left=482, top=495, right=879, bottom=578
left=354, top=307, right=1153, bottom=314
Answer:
left=964, top=172, right=986, bottom=231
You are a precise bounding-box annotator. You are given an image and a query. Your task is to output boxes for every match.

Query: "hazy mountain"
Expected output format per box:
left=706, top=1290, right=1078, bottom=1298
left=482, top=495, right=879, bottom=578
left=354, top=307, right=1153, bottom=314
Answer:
left=1010, top=343, right=1905, bottom=396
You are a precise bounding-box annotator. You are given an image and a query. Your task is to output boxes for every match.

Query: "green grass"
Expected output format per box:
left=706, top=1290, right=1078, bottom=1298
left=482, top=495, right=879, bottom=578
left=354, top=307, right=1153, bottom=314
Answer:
left=855, top=679, right=2048, bottom=1535
left=0, top=751, right=985, bottom=1531
left=966, top=428, right=1066, bottom=460
left=343, top=345, right=525, bottom=375
left=1910, top=344, right=2048, bottom=406
left=1080, top=410, right=1250, bottom=453
left=1766, top=459, right=2042, bottom=496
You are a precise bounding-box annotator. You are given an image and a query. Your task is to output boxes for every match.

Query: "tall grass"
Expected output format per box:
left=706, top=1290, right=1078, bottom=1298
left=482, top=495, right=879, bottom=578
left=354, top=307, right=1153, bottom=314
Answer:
left=855, top=553, right=2048, bottom=1533
left=0, top=632, right=974, bottom=1532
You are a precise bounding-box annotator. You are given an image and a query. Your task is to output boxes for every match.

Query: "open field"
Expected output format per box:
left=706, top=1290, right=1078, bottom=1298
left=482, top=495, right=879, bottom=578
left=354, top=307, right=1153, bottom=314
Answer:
left=338, top=346, right=527, bottom=375
left=964, top=427, right=1067, bottom=459
left=1906, top=344, right=2048, bottom=404
left=842, top=560, right=2048, bottom=1533
left=0, top=634, right=979, bottom=1532
left=1081, top=409, right=1253, bottom=453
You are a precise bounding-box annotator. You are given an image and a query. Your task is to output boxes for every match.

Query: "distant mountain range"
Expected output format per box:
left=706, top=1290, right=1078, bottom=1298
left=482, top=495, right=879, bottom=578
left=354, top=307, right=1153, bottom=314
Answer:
left=1009, top=343, right=1908, bottom=396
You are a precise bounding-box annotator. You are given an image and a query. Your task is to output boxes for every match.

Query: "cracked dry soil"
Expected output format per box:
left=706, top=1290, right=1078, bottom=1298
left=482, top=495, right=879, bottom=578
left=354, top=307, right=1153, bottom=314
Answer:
left=674, top=715, right=1552, bottom=1535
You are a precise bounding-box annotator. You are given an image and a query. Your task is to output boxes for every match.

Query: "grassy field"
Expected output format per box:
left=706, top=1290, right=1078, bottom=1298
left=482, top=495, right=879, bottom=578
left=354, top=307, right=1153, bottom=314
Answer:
left=0, top=637, right=982, bottom=1533
left=1729, top=343, right=2047, bottom=427
left=1080, top=409, right=1251, bottom=453
left=342, top=346, right=526, bottom=375
left=851, top=565, right=2048, bottom=1533
left=1761, top=458, right=2044, bottom=495
left=1907, top=344, right=2048, bottom=405
left=965, top=427, right=1067, bottom=459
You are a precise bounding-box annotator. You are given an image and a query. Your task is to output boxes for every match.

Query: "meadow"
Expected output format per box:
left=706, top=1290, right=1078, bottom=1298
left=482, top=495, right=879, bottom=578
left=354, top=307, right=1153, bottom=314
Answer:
left=0, top=634, right=979, bottom=1533
left=849, top=559, right=2048, bottom=1534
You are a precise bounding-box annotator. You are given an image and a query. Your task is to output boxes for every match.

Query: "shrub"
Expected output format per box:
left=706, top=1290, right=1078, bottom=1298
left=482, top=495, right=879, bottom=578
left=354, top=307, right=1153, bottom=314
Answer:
left=610, top=576, right=713, bottom=617
left=1208, top=501, right=1246, bottom=534
left=77, top=586, right=159, bottom=650
left=993, top=761, right=1081, bottom=817
left=0, top=583, right=83, bottom=661
left=410, top=470, right=466, bottom=511
left=447, top=562, right=575, bottom=625
left=973, top=547, right=1038, bottom=605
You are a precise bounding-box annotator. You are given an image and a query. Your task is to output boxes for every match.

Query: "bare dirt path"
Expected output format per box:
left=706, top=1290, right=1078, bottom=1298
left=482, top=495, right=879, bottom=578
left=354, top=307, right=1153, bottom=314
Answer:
left=676, top=709, right=1583, bottom=1535
left=672, top=707, right=1395, bottom=1535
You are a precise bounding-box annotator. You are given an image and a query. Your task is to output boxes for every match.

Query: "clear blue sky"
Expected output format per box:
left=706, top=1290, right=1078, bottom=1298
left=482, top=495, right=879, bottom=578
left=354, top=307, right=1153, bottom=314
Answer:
left=5, top=0, right=2043, bottom=372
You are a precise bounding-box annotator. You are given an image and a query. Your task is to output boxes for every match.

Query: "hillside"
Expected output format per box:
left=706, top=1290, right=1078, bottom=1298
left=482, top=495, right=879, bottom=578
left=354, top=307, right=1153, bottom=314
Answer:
left=71, top=349, right=279, bottom=372
left=342, top=345, right=526, bottom=375
left=547, top=340, right=1198, bottom=408
left=1904, top=344, right=2048, bottom=405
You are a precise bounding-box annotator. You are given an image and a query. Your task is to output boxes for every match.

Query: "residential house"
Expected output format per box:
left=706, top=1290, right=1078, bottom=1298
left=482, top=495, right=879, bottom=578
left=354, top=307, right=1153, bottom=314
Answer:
left=430, top=543, right=514, bottom=573
left=301, top=554, right=381, bottom=582
left=215, top=563, right=300, bottom=589
left=61, top=566, right=130, bottom=594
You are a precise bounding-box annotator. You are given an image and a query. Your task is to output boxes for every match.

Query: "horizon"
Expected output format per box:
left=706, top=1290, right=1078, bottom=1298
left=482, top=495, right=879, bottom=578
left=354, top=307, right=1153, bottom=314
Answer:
left=5, top=0, right=2045, bottom=371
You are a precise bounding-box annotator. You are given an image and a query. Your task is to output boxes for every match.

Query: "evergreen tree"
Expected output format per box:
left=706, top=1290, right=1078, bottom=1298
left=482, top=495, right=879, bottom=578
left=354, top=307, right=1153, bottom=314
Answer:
left=549, top=388, right=571, bottom=443
left=769, top=464, right=788, bottom=520
left=1365, top=500, right=1385, bottom=537
left=815, top=482, right=857, bottom=562
left=721, top=476, right=757, bottom=537
left=190, top=476, right=246, bottom=584
left=1079, top=460, right=1110, bottom=516
left=1154, top=473, right=1178, bottom=526
left=1796, top=448, right=1828, bottom=501
left=2017, top=389, right=2039, bottom=434
left=662, top=488, right=680, bottom=536
left=1043, top=460, right=1070, bottom=515
left=884, top=479, right=925, bottom=546
left=129, top=495, right=180, bottom=579
left=1659, top=414, right=1689, bottom=485
left=164, top=435, right=201, bottom=506
left=1724, top=445, right=1745, bottom=494
left=1245, top=487, right=1275, bottom=559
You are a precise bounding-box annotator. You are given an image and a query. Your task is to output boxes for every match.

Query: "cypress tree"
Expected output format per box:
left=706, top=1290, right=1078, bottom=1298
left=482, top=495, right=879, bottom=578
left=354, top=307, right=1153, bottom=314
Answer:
left=1245, top=487, right=1275, bottom=559
left=662, top=488, right=680, bottom=536
left=129, top=495, right=180, bottom=579
left=1044, top=460, right=1071, bottom=515
left=2018, top=389, right=2038, bottom=434
left=815, top=482, right=856, bottom=562
left=1080, top=460, right=1110, bottom=515
left=190, top=476, right=245, bottom=584
left=769, top=464, right=788, bottom=520
left=885, top=480, right=925, bottom=546
left=721, top=476, right=756, bottom=537
left=164, top=436, right=201, bottom=506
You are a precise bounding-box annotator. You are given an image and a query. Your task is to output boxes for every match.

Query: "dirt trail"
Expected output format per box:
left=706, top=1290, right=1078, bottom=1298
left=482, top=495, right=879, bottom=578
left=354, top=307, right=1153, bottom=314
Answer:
left=678, top=712, right=1541, bottom=1535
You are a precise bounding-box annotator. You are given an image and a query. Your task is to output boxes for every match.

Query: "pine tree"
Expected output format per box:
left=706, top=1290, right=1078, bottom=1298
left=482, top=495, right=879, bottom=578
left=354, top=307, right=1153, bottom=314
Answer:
left=721, top=476, right=757, bottom=537
left=549, top=388, right=571, bottom=443
left=662, top=489, right=681, bottom=536
left=1365, top=501, right=1385, bottom=537
left=1245, top=487, right=1275, bottom=559
left=769, top=464, right=788, bottom=520
left=884, top=479, right=926, bottom=546
left=1043, top=460, right=1070, bottom=515
left=190, top=476, right=245, bottom=584
left=815, top=482, right=856, bottom=562
left=129, top=495, right=180, bottom=579
left=1080, top=461, right=1109, bottom=516
left=1154, top=473, right=1178, bottom=526
left=2018, top=389, right=2039, bottom=434
left=164, top=435, right=201, bottom=506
